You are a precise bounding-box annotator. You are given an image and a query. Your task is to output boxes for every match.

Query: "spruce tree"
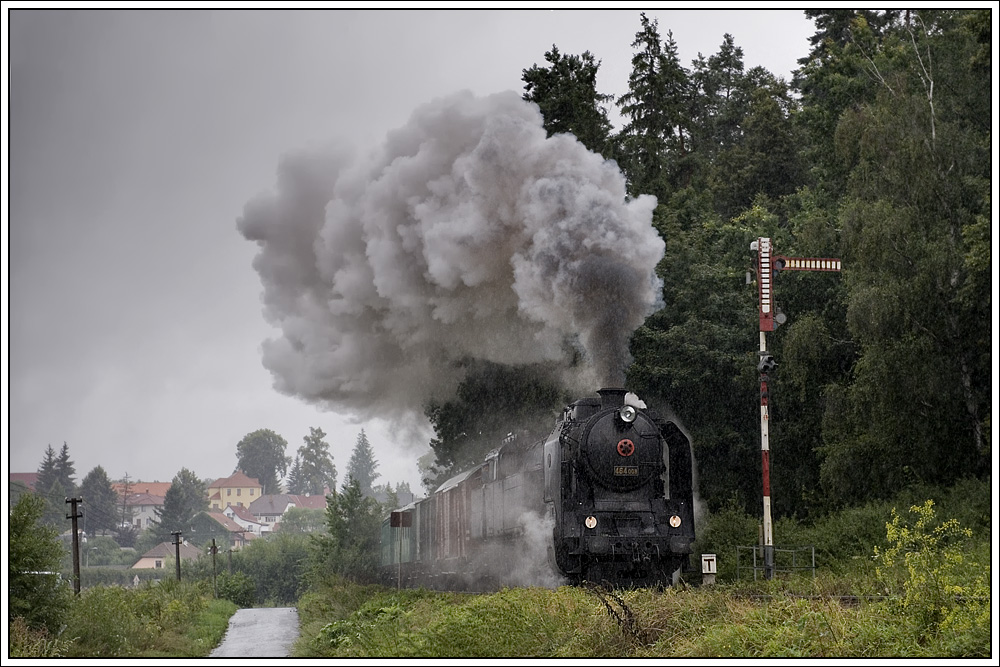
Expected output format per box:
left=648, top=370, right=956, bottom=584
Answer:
left=346, top=430, right=380, bottom=499
left=296, top=427, right=338, bottom=496
left=522, top=45, right=614, bottom=157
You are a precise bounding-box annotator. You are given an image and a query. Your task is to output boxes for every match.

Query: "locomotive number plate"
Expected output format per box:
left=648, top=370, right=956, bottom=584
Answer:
left=613, top=466, right=639, bottom=476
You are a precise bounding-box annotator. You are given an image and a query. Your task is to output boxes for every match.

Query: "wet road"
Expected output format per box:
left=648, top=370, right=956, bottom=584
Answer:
left=210, top=607, right=300, bottom=657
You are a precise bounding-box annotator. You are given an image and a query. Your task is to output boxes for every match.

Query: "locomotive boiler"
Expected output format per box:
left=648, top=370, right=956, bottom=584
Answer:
left=381, top=387, right=695, bottom=590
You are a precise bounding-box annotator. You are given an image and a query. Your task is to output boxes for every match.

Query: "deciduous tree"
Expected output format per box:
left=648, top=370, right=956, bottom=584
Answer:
left=236, top=428, right=291, bottom=495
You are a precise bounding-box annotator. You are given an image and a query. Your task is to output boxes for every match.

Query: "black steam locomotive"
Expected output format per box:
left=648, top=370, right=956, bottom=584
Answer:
left=380, top=387, right=695, bottom=590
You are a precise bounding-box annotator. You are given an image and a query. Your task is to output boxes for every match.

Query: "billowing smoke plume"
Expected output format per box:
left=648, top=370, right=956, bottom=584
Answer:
left=238, top=90, right=664, bottom=422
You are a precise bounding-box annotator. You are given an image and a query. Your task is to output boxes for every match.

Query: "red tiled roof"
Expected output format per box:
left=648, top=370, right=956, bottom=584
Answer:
left=126, top=493, right=165, bottom=506
left=10, top=473, right=39, bottom=490
left=289, top=494, right=329, bottom=510
left=207, top=470, right=262, bottom=490
left=113, top=482, right=172, bottom=498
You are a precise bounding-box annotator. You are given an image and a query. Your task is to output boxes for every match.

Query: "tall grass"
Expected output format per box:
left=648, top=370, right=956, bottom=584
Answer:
left=60, top=580, right=236, bottom=658
left=293, top=481, right=991, bottom=658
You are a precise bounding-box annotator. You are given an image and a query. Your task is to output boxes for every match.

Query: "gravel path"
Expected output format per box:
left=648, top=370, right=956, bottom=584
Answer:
left=209, top=607, right=300, bottom=657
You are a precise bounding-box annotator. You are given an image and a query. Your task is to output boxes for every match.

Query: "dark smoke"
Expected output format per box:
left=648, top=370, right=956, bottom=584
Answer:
left=238, top=90, right=664, bottom=424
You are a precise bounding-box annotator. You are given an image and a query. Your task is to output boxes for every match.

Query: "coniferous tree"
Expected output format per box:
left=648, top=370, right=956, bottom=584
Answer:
left=286, top=455, right=303, bottom=495
left=79, top=465, right=119, bottom=536
left=34, top=445, right=69, bottom=528
left=154, top=468, right=209, bottom=540
left=54, top=442, right=76, bottom=497
left=522, top=45, right=614, bottom=157
left=316, top=478, right=383, bottom=582
left=616, top=13, right=692, bottom=200
left=346, top=430, right=380, bottom=499
left=294, top=427, right=338, bottom=496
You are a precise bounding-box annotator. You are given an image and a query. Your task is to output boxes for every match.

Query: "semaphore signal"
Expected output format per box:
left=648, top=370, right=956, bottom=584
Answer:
left=750, top=237, right=841, bottom=579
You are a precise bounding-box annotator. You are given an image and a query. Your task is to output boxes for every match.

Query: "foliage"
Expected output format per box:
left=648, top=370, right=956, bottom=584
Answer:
left=8, top=493, right=73, bottom=633
left=240, top=531, right=311, bottom=605
left=310, top=479, right=384, bottom=583
left=293, top=567, right=991, bottom=658
left=153, top=468, right=209, bottom=540
left=278, top=506, right=327, bottom=534
left=288, top=426, right=338, bottom=496
left=345, top=429, right=380, bottom=498
left=63, top=579, right=209, bottom=657
left=521, top=45, right=614, bottom=157
left=34, top=443, right=77, bottom=527
left=8, top=616, right=73, bottom=658
left=216, top=571, right=257, bottom=608
left=236, top=428, right=291, bottom=495
left=424, top=360, right=565, bottom=488
left=79, top=465, right=120, bottom=536
left=615, top=13, right=692, bottom=200
left=874, top=500, right=990, bottom=650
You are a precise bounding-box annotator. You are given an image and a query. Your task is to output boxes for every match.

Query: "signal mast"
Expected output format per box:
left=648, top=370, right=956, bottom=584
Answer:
left=751, top=237, right=841, bottom=579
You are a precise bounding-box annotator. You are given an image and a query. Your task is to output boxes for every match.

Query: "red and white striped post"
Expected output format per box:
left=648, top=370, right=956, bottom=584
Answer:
left=752, top=237, right=840, bottom=579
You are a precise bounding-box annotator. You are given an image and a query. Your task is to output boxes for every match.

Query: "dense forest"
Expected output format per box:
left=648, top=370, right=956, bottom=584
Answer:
left=425, top=9, right=992, bottom=522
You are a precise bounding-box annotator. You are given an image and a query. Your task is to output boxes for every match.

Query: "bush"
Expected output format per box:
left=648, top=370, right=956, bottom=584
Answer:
left=217, top=572, right=256, bottom=608
left=8, top=494, right=73, bottom=633
left=874, top=499, right=990, bottom=653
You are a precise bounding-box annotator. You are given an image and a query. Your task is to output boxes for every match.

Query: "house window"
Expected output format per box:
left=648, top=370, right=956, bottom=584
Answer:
left=238, top=502, right=243, bottom=507
left=227, top=489, right=231, bottom=496
left=250, top=489, right=254, bottom=496
left=237, top=488, right=241, bottom=496
left=155, top=560, right=162, bottom=569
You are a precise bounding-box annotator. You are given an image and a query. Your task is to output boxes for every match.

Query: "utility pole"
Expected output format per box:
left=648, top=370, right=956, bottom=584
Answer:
left=171, top=531, right=183, bottom=582
left=66, top=497, right=83, bottom=595
left=751, top=237, right=841, bottom=579
left=210, top=538, right=218, bottom=598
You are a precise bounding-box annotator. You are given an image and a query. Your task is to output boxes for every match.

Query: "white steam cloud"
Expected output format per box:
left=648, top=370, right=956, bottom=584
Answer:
left=238, top=90, right=665, bottom=422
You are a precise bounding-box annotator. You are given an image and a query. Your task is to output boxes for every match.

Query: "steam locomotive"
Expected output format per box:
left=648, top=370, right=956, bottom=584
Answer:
left=380, top=387, right=695, bottom=590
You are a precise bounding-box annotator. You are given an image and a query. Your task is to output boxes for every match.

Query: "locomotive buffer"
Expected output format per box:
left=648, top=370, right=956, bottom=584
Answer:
left=751, top=237, right=841, bottom=579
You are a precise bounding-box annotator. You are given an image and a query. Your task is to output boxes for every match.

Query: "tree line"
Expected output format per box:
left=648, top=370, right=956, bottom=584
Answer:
left=14, top=427, right=413, bottom=554
left=426, top=10, right=991, bottom=521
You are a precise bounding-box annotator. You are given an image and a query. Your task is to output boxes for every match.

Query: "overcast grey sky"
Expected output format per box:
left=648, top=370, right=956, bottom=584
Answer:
left=6, top=7, right=818, bottom=492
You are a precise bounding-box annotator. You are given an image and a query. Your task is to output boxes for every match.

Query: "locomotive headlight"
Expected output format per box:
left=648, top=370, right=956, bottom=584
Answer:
left=669, top=515, right=682, bottom=528
left=585, top=516, right=598, bottom=529
left=619, top=405, right=638, bottom=423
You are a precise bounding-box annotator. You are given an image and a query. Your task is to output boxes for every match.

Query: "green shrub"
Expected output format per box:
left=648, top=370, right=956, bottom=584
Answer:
left=217, top=571, right=256, bottom=608
left=874, top=499, right=990, bottom=654
left=8, top=494, right=73, bottom=633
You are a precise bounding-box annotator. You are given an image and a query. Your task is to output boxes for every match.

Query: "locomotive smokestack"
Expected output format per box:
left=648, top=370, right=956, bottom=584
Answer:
left=597, top=387, right=627, bottom=410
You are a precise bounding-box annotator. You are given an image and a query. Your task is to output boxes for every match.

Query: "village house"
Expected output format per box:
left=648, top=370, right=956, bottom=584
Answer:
left=132, top=540, right=202, bottom=570
left=248, top=493, right=328, bottom=533
left=222, top=503, right=265, bottom=537
left=207, top=470, right=263, bottom=510
left=122, top=492, right=166, bottom=530
left=111, top=481, right=170, bottom=529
